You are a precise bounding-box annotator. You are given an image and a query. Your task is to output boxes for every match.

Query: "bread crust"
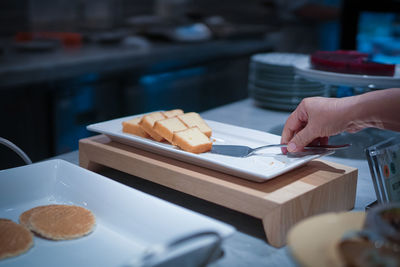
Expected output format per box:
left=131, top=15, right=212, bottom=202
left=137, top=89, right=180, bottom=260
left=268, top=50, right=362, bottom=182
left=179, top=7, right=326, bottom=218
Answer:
left=122, top=117, right=150, bottom=138
left=162, top=109, right=184, bottom=118
left=172, top=127, right=212, bottom=154
left=177, top=112, right=212, bottom=137
left=154, top=117, right=187, bottom=144
left=139, top=112, right=166, bottom=141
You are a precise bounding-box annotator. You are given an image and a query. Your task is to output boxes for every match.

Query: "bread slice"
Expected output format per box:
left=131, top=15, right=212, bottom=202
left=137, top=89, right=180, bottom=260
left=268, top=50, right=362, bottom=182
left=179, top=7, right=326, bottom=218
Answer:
left=177, top=112, right=212, bottom=137
left=172, top=127, right=212, bottom=154
left=154, top=117, right=188, bottom=144
left=139, top=112, right=166, bottom=141
left=122, top=117, right=150, bottom=138
left=162, top=109, right=184, bottom=118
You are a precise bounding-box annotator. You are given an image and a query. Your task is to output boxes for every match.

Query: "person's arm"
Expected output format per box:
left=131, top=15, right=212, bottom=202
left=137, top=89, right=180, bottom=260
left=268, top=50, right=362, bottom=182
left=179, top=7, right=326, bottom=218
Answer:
left=281, top=88, right=400, bottom=152
left=349, top=88, right=400, bottom=132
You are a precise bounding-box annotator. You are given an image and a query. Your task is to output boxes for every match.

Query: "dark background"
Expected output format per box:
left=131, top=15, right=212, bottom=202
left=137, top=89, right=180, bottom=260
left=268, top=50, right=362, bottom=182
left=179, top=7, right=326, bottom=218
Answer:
left=1, top=0, right=399, bottom=169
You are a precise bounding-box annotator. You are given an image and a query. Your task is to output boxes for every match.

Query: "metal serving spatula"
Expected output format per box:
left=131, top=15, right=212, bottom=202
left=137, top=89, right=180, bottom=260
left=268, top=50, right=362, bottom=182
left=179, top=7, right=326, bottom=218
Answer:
left=210, top=143, right=351, bottom=157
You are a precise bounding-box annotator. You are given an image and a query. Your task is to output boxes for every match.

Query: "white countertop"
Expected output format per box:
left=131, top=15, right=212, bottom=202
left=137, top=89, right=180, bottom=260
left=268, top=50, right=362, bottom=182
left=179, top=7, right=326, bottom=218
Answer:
left=56, top=98, right=390, bottom=267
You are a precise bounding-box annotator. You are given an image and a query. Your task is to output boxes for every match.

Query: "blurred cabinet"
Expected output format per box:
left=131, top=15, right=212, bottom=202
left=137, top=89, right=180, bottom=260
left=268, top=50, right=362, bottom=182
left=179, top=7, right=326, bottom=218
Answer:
left=0, top=56, right=250, bottom=169
left=51, top=73, right=122, bottom=155
left=123, top=57, right=249, bottom=115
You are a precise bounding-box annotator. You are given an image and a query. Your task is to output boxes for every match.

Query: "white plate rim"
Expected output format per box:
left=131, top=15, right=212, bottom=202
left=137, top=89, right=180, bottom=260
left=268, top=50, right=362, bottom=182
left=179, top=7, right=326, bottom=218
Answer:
left=294, top=57, right=400, bottom=88
left=248, top=83, right=327, bottom=97
left=87, top=114, right=331, bottom=182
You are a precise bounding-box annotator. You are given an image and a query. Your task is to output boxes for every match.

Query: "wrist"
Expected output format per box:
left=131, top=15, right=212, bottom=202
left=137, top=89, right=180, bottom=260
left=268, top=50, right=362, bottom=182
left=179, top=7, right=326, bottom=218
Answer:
left=346, top=89, right=397, bottom=131
left=338, top=94, right=369, bottom=132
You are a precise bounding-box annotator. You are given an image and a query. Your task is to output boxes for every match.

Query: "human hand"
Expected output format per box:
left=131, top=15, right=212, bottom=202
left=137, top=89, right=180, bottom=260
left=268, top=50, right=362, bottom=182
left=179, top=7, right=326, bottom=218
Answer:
left=281, top=96, right=359, bottom=153
left=281, top=89, right=400, bottom=153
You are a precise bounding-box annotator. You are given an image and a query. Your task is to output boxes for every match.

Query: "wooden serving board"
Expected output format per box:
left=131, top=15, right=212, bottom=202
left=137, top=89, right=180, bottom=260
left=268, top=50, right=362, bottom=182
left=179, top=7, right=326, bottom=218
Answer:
left=79, top=135, right=358, bottom=248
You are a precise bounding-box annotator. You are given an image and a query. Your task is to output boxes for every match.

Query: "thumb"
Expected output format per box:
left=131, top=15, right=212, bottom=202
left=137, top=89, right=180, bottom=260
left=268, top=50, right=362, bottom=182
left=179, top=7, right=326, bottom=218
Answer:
left=287, top=126, right=316, bottom=152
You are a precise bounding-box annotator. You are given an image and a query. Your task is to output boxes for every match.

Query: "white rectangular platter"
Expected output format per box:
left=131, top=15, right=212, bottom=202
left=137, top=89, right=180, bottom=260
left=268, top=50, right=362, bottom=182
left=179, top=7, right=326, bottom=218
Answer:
left=0, top=160, right=234, bottom=267
left=87, top=114, right=332, bottom=182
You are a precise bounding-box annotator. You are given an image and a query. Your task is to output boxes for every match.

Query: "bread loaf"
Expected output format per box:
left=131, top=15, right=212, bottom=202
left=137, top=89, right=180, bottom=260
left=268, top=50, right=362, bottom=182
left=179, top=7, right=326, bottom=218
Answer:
left=123, top=109, right=213, bottom=154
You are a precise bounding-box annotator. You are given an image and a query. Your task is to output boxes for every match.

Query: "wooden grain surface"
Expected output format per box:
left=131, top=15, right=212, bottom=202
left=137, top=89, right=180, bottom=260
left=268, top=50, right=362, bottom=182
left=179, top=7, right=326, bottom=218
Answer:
left=79, top=135, right=358, bottom=247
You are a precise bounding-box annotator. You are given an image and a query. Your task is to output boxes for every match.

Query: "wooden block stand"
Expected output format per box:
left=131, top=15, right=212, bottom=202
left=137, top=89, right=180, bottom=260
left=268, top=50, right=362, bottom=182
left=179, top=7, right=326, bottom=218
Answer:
left=79, top=135, right=358, bottom=248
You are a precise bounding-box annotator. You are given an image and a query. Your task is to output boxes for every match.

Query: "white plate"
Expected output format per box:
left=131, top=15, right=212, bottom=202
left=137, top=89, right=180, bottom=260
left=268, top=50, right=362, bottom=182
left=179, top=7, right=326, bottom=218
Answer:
left=252, top=98, right=299, bottom=111
left=249, top=90, right=303, bottom=105
left=250, top=63, right=295, bottom=76
left=248, top=83, right=327, bottom=97
left=87, top=115, right=332, bottom=182
left=251, top=53, right=308, bottom=68
left=249, top=72, right=323, bottom=86
left=295, top=56, right=400, bottom=88
left=0, top=160, right=235, bottom=267
left=248, top=76, right=325, bottom=90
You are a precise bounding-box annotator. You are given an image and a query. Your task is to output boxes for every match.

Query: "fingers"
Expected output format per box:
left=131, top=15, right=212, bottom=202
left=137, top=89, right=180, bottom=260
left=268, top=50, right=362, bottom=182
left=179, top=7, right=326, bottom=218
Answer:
left=281, top=110, right=303, bottom=154
left=287, top=125, right=317, bottom=152
left=281, top=102, right=310, bottom=153
left=280, top=125, right=294, bottom=154
left=281, top=98, right=331, bottom=152
left=281, top=108, right=305, bottom=145
left=281, top=96, right=340, bottom=153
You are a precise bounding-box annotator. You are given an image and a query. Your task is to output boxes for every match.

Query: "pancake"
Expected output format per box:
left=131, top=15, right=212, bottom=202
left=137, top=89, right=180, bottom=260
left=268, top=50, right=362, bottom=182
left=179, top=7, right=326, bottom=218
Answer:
left=28, top=205, right=95, bottom=240
left=0, top=219, right=33, bottom=260
left=19, top=205, right=57, bottom=229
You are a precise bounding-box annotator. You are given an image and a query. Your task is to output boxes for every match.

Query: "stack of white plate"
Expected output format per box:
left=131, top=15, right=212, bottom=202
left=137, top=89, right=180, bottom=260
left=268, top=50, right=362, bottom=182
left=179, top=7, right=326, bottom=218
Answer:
left=248, top=53, right=328, bottom=111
